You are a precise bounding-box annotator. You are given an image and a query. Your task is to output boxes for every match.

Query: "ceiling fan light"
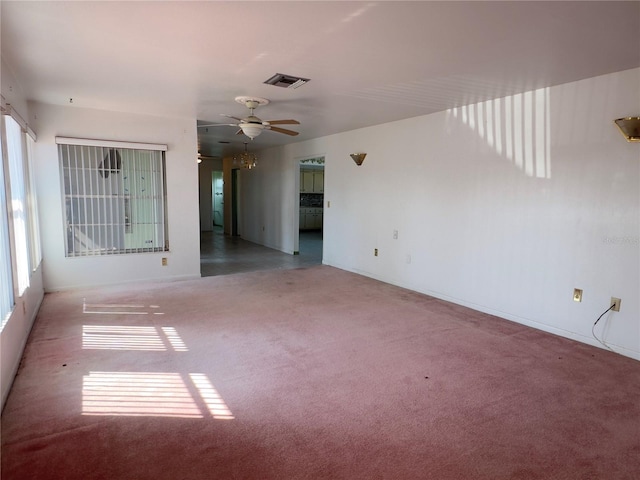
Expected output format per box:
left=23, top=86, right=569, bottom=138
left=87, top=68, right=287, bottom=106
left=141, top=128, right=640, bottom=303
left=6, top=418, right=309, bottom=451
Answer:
left=240, top=123, right=263, bottom=139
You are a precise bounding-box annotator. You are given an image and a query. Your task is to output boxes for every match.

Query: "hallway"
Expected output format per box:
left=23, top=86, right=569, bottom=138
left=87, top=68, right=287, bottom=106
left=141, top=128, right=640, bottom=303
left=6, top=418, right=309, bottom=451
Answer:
left=200, top=227, right=323, bottom=277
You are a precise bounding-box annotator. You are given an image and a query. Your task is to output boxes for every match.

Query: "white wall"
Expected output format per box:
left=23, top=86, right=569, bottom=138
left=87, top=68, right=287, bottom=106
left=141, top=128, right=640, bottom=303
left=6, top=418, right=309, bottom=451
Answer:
left=1, top=58, right=45, bottom=409
left=1, top=264, right=44, bottom=409
left=243, top=68, right=640, bottom=360
left=31, top=102, right=201, bottom=291
left=239, top=147, right=300, bottom=254
left=1, top=58, right=29, bottom=120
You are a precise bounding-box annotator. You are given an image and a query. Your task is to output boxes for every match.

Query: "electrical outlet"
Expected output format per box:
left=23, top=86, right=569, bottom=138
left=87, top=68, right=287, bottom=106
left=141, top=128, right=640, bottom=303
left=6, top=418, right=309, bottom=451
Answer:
left=374, top=248, right=378, bottom=257
left=573, top=288, right=583, bottom=302
left=611, top=297, right=621, bottom=312
left=162, top=257, right=168, bottom=266
left=393, top=230, right=398, bottom=239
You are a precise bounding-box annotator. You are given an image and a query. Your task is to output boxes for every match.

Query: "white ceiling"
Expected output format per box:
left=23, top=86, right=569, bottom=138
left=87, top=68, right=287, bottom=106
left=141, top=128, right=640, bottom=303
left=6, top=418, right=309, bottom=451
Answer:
left=2, top=1, right=639, bottom=158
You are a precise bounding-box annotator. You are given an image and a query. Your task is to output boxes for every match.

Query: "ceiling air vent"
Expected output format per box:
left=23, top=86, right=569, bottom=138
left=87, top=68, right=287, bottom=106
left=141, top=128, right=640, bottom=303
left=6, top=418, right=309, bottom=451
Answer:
left=264, top=73, right=310, bottom=89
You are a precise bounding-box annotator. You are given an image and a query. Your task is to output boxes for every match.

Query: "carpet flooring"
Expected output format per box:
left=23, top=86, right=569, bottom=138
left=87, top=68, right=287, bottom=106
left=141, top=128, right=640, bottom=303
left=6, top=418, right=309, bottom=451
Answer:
left=2, top=266, right=639, bottom=479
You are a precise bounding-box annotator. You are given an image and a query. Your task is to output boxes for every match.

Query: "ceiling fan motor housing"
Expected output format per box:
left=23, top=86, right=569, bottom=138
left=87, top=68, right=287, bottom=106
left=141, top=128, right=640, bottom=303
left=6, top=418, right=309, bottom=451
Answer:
left=244, top=115, right=264, bottom=124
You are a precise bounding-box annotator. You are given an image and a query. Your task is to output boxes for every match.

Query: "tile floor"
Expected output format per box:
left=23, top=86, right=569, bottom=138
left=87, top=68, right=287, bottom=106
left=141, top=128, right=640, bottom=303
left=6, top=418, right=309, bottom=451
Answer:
left=200, top=226, right=323, bottom=277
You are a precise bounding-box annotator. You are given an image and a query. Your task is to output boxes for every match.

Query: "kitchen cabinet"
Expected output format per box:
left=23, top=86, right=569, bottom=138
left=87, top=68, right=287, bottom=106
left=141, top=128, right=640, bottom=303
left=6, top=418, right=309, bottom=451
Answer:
left=313, top=171, right=324, bottom=193
left=300, top=169, right=324, bottom=193
left=301, top=171, right=314, bottom=193
left=299, top=207, right=323, bottom=230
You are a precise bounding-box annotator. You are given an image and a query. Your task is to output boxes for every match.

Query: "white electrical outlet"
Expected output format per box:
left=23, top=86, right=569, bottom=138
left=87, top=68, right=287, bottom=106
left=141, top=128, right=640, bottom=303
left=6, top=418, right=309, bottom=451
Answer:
left=611, top=297, right=621, bottom=312
left=573, top=288, right=583, bottom=302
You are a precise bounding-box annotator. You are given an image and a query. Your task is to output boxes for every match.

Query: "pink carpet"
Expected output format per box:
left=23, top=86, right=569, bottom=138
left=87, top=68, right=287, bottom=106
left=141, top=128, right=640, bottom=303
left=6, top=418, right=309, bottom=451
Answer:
left=2, top=266, right=639, bottom=479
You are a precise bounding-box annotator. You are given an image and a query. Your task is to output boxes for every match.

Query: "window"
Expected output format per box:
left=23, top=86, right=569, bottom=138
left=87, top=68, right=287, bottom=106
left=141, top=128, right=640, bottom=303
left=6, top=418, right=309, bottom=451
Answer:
left=1, top=98, right=39, bottom=327
left=25, top=135, right=41, bottom=268
left=5, top=116, right=30, bottom=295
left=58, top=140, right=168, bottom=256
left=0, top=122, right=14, bottom=324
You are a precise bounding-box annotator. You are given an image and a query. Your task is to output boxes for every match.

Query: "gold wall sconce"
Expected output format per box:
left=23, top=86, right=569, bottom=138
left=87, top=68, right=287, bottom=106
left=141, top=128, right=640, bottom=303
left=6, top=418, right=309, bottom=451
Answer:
left=350, top=153, right=367, bottom=166
left=614, top=117, right=640, bottom=142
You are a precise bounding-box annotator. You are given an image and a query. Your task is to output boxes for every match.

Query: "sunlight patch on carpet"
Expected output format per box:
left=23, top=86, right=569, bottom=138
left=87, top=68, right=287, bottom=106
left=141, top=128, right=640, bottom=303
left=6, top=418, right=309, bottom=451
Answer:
left=83, top=299, right=165, bottom=315
left=189, top=373, right=235, bottom=419
left=82, top=325, right=189, bottom=351
left=82, top=371, right=234, bottom=419
left=161, top=326, right=188, bottom=352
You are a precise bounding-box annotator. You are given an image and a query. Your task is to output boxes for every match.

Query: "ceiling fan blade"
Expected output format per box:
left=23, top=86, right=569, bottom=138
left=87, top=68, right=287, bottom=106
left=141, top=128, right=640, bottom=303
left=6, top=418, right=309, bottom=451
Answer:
left=265, top=119, right=300, bottom=125
left=220, top=114, right=243, bottom=121
left=268, top=126, right=299, bottom=136
left=235, top=129, right=243, bottom=135
left=198, top=123, right=238, bottom=128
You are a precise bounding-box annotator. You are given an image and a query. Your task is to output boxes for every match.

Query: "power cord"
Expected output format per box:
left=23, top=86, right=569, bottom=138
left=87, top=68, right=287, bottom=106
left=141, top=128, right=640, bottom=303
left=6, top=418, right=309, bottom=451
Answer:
left=592, top=303, right=616, bottom=352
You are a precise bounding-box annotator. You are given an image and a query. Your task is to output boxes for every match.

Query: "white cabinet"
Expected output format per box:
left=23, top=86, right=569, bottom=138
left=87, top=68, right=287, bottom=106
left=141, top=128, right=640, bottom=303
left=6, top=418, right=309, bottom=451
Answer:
left=299, top=207, right=323, bottom=230
left=310, top=208, right=323, bottom=229
left=300, top=169, right=324, bottom=193
left=313, top=171, right=324, bottom=193
left=299, top=209, right=307, bottom=229
left=300, top=168, right=324, bottom=230
left=301, top=171, right=314, bottom=193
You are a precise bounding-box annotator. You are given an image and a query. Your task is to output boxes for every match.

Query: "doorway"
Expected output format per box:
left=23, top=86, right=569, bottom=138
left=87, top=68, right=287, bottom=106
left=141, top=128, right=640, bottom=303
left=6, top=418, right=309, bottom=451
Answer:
left=231, top=168, right=239, bottom=236
left=212, top=171, right=224, bottom=228
left=298, top=157, right=324, bottom=264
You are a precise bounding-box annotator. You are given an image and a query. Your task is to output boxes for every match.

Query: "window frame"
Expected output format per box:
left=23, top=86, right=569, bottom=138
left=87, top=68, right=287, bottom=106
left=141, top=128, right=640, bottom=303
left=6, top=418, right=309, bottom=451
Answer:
left=56, top=137, right=169, bottom=258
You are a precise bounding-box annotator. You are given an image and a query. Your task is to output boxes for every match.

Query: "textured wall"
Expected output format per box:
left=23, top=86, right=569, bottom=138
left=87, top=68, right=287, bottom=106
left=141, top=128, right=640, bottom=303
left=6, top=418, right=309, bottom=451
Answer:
left=245, top=69, right=640, bottom=359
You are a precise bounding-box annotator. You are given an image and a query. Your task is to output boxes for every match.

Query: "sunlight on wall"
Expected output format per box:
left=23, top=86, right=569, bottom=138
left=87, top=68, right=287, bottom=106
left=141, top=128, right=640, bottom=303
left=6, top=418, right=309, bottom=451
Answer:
left=82, top=371, right=234, bottom=419
left=449, top=87, right=551, bottom=178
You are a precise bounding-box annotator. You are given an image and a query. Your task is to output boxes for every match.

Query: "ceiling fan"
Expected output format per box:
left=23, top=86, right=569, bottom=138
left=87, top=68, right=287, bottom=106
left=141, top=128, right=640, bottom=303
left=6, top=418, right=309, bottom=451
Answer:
left=198, top=96, right=300, bottom=140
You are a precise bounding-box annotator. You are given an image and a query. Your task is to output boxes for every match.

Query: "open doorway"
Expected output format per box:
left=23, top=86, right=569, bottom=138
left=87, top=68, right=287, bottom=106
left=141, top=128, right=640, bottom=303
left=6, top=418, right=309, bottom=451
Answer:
left=298, top=156, right=324, bottom=264
left=212, top=171, right=224, bottom=229
left=198, top=157, right=225, bottom=276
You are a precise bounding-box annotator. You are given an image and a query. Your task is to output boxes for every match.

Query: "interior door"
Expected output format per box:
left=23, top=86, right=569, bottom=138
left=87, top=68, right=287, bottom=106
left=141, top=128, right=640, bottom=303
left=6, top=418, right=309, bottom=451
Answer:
left=212, top=171, right=224, bottom=228
left=231, top=169, right=238, bottom=236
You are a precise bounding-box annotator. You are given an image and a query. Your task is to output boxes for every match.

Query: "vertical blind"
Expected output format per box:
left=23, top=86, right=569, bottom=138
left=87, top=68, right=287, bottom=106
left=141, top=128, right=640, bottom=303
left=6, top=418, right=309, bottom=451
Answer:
left=58, top=142, right=168, bottom=256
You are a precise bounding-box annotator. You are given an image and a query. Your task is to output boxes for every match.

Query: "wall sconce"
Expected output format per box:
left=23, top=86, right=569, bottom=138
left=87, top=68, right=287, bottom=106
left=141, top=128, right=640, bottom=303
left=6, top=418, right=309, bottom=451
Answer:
left=350, top=153, right=367, bottom=166
left=614, top=117, right=640, bottom=142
